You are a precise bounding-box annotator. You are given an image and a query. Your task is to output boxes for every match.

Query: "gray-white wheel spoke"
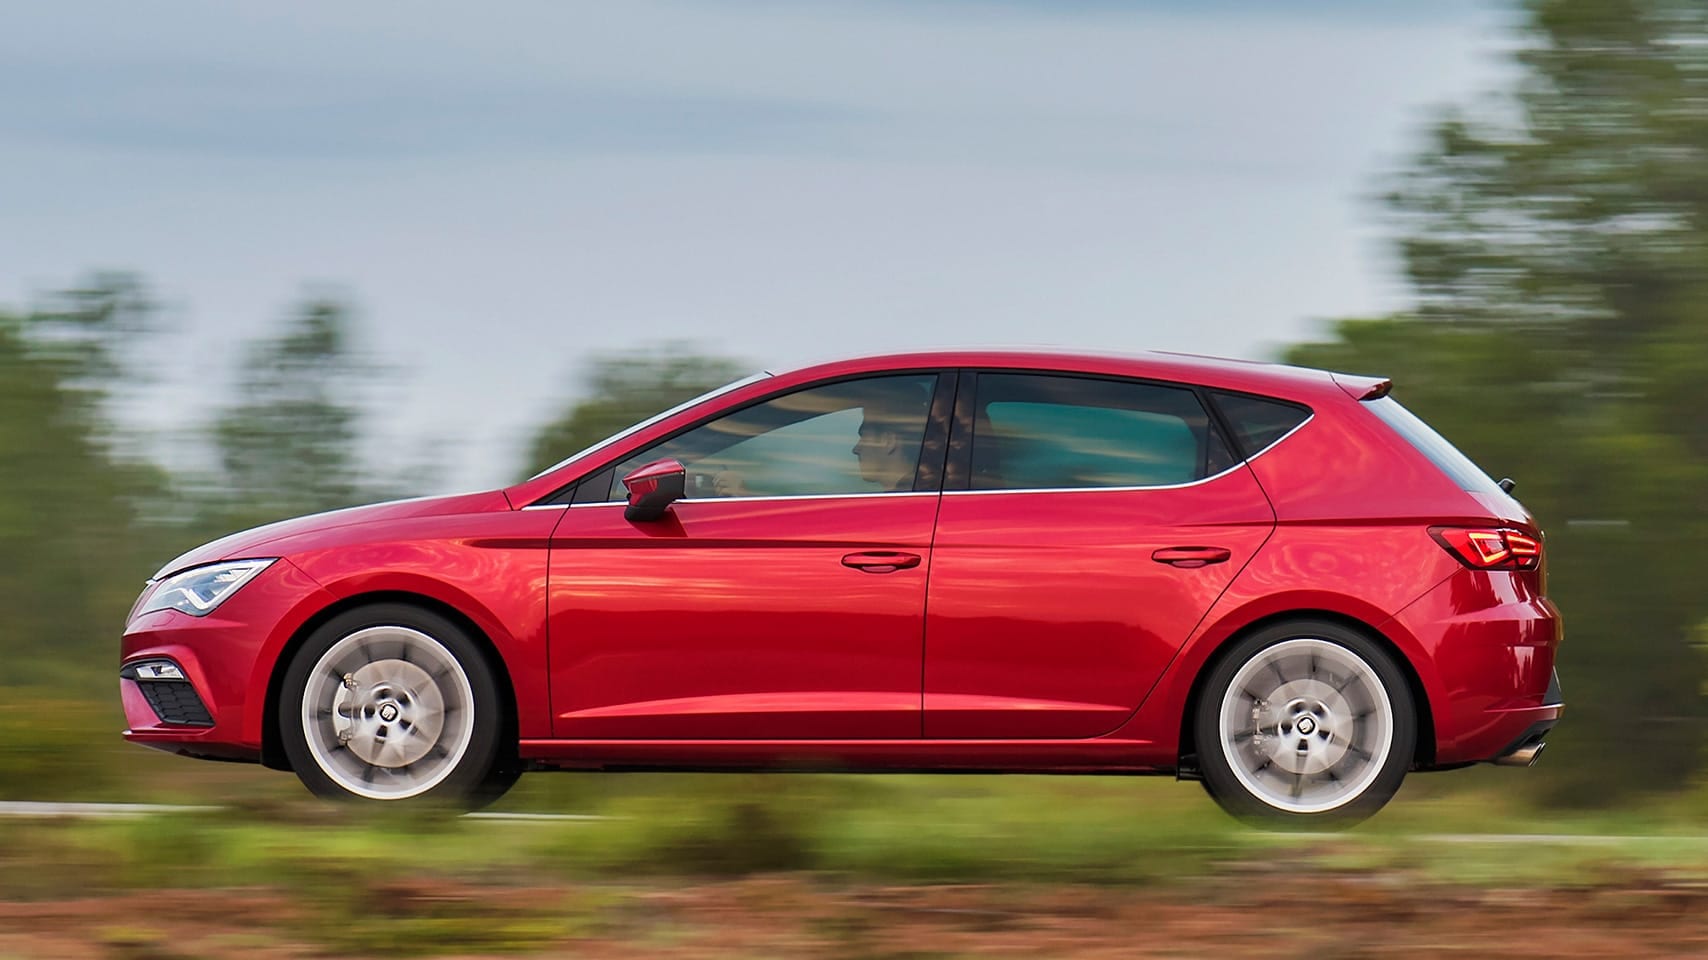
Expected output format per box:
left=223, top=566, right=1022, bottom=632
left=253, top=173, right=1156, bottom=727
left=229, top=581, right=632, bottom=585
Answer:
left=1218, top=638, right=1393, bottom=814
left=301, top=625, right=474, bottom=800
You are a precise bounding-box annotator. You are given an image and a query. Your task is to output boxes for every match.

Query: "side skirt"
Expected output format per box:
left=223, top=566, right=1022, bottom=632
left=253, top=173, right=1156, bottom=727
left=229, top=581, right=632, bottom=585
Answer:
left=518, top=738, right=1170, bottom=775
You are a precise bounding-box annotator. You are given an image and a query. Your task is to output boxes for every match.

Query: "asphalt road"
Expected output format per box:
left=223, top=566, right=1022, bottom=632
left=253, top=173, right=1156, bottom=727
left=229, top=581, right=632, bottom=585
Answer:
left=4, top=802, right=1707, bottom=843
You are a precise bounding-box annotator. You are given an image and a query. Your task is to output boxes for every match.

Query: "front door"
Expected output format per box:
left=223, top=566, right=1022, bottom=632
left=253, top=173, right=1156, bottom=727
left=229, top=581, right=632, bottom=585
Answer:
left=924, top=371, right=1276, bottom=739
left=549, top=372, right=950, bottom=740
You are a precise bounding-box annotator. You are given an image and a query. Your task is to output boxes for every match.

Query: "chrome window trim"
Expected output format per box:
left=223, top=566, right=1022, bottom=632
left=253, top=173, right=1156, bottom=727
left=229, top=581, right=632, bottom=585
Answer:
left=562, top=414, right=1316, bottom=504
left=568, top=490, right=940, bottom=509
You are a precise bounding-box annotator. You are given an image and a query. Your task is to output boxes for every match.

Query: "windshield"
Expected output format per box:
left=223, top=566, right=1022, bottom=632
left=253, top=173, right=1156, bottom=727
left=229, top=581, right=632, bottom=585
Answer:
left=526, top=372, right=772, bottom=481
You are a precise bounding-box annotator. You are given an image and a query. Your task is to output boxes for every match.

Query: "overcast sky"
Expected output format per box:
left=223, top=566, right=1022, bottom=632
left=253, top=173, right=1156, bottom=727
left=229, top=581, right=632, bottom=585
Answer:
left=0, top=0, right=1514, bottom=491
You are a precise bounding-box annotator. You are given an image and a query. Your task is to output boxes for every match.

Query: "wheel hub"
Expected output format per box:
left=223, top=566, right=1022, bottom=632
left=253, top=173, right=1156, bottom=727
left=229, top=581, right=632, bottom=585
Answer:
left=329, top=659, right=446, bottom=768
left=1217, top=637, right=1396, bottom=814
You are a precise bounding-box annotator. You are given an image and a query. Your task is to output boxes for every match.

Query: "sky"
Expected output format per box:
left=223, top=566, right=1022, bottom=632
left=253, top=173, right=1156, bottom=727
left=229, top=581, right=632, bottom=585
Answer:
left=0, top=0, right=1516, bottom=491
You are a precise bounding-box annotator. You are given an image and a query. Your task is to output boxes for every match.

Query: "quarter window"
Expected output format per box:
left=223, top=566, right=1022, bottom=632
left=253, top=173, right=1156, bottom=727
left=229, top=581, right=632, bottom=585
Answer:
left=605, top=375, right=938, bottom=500
left=1210, top=391, right=1311, bottom=458
left=969, top=374, right=1229, bottom=490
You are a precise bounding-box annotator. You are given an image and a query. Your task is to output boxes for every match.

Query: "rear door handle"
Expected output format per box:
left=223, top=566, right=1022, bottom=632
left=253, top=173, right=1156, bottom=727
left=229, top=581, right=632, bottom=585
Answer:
left=1151, top=546, right=1231, bottom=569
left=842, top=551, right=922, bottom=573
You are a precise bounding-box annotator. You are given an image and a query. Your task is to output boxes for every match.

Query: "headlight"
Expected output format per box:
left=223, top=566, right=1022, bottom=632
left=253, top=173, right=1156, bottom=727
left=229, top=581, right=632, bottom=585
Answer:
left=138, top=559, right=277, bottom=618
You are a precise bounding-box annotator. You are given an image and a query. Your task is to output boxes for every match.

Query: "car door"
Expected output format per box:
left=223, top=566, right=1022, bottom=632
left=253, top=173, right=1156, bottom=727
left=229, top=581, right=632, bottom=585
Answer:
left=923, top=371, right=1276, bottom=739
left=549, top=372, right=952, bottom=740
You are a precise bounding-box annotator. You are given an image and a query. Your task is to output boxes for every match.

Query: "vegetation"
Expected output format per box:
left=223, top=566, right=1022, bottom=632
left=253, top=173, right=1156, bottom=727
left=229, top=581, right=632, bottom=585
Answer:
left=522, top=342, right=749, bottom=478
left=1288, top=0, right=1708, bottom=800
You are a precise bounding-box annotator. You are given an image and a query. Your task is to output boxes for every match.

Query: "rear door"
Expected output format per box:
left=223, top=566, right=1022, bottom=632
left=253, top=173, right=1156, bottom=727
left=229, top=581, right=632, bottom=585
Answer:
left=923, top=371, right=1276, bottom=739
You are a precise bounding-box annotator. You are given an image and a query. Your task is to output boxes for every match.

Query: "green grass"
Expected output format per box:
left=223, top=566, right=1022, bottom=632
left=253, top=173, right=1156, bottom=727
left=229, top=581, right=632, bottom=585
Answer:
left=5, top=770, right=1708, bottom=955
left=5, top=769, right=1708, bottom=896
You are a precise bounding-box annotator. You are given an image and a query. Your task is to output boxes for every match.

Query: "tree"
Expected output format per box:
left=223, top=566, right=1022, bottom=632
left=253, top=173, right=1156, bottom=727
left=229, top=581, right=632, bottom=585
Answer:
left=202, top=297, right=406, bottom=531
left=1291, top=0, right=1708, bottom=799
left=524, top=342, right=749, bottom=478
left=0, top=274, right=170, bottom=690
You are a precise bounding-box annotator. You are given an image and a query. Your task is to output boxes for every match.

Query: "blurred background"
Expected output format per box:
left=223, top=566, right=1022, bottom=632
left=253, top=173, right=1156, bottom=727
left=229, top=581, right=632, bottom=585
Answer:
left=4, top=0, right=1708, bottom=955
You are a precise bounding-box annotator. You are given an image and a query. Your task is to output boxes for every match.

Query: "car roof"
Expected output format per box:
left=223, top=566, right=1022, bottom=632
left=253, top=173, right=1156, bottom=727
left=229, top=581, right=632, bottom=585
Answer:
left=771, top=348, right=1353, bottom=402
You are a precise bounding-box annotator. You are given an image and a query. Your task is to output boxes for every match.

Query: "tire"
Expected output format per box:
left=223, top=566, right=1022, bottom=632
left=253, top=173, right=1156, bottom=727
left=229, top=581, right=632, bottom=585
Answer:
left=1194, top=619, right=1415, bottom=828
left=470, top=756, right=525, bottom=811
left=279, top=603, right=513, bottom=806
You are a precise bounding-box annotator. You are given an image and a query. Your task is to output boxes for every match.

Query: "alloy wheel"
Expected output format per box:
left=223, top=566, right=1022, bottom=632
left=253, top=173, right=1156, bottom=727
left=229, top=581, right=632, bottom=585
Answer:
left=300, top=625, right=476, bottom=800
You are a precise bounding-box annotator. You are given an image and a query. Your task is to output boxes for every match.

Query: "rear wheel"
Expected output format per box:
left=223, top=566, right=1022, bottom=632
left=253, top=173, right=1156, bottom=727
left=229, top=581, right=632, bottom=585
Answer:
left=1194, top=620, right=1415, bottom=828
left=280, top=604, right=516, bottom=806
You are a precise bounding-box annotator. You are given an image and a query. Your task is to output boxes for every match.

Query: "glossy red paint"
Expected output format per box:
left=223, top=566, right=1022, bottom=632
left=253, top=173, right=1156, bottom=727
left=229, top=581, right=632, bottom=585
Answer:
left=120, top=348, right=1561, bottom=794
left=922, top=469, right=1275, bottom=739
left=547, top=494, right=937, bottom=739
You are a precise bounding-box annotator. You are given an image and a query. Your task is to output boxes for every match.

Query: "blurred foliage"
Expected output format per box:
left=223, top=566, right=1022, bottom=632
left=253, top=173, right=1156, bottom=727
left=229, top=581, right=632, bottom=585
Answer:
left=0, top=276, right=173, bottom=691
left=523, top=341, right=749, bottom=478
left=1290, top=0, right=1708, bottom=799
left=197, top=295, right=420, bottom=534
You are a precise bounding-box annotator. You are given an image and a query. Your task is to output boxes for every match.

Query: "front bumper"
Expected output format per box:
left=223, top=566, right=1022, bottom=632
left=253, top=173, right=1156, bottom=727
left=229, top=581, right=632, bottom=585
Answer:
left=120, top=558, right=333, bottom=762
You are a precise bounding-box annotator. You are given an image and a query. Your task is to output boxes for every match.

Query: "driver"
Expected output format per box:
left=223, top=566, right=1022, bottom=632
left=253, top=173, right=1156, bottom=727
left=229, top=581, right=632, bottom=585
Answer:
left=851, top=385, right=929, bottom=492
left=710, top=382, right=930, bottom=496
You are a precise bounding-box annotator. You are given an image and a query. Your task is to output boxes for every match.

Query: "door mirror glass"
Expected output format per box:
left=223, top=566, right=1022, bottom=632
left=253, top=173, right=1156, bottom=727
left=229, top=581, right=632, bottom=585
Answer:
left=622, top=458, right=687, bottom=522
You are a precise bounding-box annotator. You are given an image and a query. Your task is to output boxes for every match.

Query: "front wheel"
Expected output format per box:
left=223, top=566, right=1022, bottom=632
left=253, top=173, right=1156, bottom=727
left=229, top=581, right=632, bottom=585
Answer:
left=280, top=604, right=513, bottom=806
left=1195, top=620, right=1415, bottom=828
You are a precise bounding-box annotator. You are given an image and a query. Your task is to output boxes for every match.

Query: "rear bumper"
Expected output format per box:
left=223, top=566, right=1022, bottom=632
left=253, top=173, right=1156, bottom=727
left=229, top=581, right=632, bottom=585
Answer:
left=1486, top=669, right=1561, bottom=766
left=1387, top=570, right=1563, bottom=766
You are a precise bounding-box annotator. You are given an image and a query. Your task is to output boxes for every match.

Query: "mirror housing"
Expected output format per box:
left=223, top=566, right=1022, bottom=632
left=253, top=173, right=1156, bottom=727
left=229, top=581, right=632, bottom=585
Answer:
left=622, top=458, right=687, bottom=522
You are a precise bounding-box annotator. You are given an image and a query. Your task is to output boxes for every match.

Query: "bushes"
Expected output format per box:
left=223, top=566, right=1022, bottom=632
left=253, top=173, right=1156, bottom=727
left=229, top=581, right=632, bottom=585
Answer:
left=0, top=696, right=125, bottom=801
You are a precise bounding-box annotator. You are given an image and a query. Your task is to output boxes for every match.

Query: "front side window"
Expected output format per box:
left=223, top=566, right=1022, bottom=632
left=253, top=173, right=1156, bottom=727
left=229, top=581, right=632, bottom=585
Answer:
left=970, top=374, right=1228, bottom=490
left=604, top=374, right=939, bottom=500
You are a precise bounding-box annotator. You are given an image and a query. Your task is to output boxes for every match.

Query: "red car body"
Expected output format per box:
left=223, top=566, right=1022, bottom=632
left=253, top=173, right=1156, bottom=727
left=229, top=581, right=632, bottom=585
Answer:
left=121, top=350, right=1561, bottom=795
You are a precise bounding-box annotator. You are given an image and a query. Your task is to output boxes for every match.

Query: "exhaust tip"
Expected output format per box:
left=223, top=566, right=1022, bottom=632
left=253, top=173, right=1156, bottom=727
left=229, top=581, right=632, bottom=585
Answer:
left=1495, top=741, right=1546, bottom=767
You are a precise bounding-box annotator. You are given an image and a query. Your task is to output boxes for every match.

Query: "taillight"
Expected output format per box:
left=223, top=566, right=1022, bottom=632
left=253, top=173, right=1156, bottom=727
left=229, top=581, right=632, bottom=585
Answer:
left=1430, top=527, right=1542, bottom=571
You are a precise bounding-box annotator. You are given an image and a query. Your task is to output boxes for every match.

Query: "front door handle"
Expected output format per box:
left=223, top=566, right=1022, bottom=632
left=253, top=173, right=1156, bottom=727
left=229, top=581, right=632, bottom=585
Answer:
left=1151, top=546, right=1231, bottom=569
left=842, top=551, right=922, bottom=574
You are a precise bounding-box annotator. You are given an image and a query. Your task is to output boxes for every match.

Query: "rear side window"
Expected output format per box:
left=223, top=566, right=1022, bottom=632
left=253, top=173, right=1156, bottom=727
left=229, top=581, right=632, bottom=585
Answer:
left=1365, top=396, right=1510, bottom=500
left=970, top=374, right=1229, bottom=490
left=1211, top=392, right=1311, bottom=457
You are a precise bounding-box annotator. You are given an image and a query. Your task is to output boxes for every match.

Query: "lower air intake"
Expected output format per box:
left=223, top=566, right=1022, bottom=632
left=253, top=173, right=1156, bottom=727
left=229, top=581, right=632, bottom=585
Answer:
left=138, top=680, right=214, bottom=727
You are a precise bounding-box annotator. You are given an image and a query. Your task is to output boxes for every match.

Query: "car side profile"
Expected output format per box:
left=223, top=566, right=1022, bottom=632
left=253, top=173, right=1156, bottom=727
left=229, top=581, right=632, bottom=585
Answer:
left=119, top=350, right=1562, bottom=824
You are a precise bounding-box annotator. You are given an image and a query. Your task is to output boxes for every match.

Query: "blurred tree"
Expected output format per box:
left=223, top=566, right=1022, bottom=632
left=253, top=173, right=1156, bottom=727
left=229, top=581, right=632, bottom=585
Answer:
left=524, top=342, right=749, bottom=478
left=1292, top=0, right=1708, bottom=799
left=0, top=273, right=171, bottom=690
left=201, top=297, right=410, bottom=532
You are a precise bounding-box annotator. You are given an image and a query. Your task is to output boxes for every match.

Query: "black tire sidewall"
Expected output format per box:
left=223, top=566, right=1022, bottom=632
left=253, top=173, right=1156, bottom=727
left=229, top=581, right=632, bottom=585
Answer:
left=1194, top=619, right=1416, bottom=828
left=279, top=603, right=504, bottom=805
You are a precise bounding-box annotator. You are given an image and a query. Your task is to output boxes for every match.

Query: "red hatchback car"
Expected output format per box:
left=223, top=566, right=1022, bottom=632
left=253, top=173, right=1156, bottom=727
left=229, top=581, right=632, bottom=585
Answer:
left=120, top=350, right=1562, bottom=824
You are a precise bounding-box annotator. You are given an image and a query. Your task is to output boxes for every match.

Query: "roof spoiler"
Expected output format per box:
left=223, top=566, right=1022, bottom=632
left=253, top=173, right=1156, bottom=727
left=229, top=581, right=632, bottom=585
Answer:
left=1331, top=372, right=1392, bottom=401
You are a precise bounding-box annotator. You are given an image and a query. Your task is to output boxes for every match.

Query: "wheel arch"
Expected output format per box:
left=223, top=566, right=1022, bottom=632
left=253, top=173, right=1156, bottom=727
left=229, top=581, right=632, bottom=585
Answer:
left=260, top=591, right=520, bottom=771
left=1175, top=609, right=1436, bottom=774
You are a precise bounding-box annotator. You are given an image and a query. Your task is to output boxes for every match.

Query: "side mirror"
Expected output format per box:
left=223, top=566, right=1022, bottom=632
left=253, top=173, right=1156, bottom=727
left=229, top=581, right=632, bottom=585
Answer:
left=622, top=458, right=687, bottom=522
